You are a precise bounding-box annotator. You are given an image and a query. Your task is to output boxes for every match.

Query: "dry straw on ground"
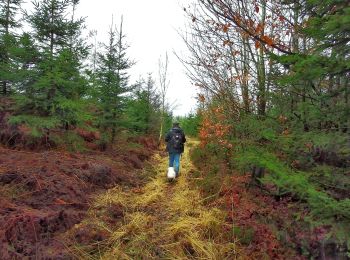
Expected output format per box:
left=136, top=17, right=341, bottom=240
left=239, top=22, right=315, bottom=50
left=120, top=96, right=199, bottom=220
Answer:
left=69, top=140, right=240, bottom=259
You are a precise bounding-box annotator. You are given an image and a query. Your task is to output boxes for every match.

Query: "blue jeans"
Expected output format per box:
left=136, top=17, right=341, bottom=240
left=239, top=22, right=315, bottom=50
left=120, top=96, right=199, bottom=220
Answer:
left=169, top=153, right=181, bottom=174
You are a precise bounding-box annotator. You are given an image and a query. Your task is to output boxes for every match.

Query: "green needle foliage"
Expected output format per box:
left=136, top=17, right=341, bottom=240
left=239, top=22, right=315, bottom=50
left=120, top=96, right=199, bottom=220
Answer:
left=9, top=0, right=90, bottom=135
left=94, top=17, right=134, bottom=145
left=124, top=74, right=161, bottom=134
left=0, top=0, right=22, bottom=95
left=274, top=0, right=350, bottom=132
left=0, top=1, right=173, bottom=148
left=177, top=112, right=201, bottom=137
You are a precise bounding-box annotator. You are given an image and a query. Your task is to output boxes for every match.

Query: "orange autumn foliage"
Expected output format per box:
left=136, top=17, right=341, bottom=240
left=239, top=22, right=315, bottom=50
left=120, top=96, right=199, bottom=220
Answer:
left=222, top=23, right=230, bottom=33
left=256, top=23, right=264, bottom=34
left=199, top=106, right=232, bottom=149
left=261, top=35, right=274, bottom=46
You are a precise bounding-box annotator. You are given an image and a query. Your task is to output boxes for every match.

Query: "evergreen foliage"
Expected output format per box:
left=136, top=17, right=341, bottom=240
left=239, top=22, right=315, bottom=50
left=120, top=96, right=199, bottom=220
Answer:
left=8, top=0, right=90, bottom=135
left=0, top=0, right=169, bottom=147
left=0, top=0, right=22, bottom=95
left=94, top=18, right=133, bottom=143
left=177, top=112, right=201, bottom=137
left=273, top=0, right=350, bottom=131
left=124, top=74, right=161, bottom=134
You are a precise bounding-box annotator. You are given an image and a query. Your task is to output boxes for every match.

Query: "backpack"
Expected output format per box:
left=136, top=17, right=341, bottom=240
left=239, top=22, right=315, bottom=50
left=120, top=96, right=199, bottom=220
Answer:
left=170, top=130, right=183, bottom=149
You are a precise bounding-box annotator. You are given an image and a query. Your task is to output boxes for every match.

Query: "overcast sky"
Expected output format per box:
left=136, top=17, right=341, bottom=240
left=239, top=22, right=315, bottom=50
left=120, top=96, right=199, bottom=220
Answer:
left=76, top=0, right=197, bottom=116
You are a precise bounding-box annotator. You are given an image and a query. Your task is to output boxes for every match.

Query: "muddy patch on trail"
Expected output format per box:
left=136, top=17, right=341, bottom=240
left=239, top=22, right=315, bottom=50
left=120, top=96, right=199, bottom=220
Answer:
left=0, top=145, right=152, bottom=259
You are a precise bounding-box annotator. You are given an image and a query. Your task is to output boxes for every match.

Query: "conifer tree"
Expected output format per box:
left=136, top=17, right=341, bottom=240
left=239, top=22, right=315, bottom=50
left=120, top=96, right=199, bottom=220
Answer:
left=125, top=73, right=161, bottom=134
left=143, top=73, right=161, bottom=130
left=95, top=17, right=133, bottom=143
left=11, top=33, right=39, bottom=95
left=17, top=0, right=89, bottom=130
left=0, top=0, right=22, bottom=95
left=276, top=0, right=350, bottom=131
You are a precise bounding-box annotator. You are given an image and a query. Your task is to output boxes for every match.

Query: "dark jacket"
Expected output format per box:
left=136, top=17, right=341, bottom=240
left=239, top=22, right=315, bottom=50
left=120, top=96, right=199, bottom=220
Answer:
left=165, top=127, right=186, bottom=154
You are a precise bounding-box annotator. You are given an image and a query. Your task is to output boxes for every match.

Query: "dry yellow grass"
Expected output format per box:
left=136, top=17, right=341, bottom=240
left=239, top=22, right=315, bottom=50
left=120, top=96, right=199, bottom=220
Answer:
left=70, top=139, right=239, bottom=259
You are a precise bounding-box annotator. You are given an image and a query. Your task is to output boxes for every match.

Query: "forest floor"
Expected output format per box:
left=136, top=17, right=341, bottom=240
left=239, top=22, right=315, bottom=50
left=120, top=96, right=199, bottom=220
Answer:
left=0, top=136, right=158, bottom=259
left=0, top=137, right=308, bottom=259
left=68, top=139, right=241, bottom=259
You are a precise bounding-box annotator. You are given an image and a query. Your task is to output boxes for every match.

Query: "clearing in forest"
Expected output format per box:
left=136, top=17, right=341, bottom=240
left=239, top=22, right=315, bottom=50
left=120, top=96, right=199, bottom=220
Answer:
left=71, top=139, right=239, bottom=259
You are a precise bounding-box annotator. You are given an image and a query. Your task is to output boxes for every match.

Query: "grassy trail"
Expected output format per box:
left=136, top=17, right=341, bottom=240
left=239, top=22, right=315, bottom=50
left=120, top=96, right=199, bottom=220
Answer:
left=74, top=139, right=238, bottom=259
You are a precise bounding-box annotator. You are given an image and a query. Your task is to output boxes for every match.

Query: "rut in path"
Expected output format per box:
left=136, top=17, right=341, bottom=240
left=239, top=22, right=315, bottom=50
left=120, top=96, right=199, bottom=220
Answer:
left=72, top=139, right=238, bottom=259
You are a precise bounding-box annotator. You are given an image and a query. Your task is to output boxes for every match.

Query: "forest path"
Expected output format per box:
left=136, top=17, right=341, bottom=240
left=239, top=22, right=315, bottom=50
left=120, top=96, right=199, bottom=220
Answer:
left=89, top=139, right=238, bottom=259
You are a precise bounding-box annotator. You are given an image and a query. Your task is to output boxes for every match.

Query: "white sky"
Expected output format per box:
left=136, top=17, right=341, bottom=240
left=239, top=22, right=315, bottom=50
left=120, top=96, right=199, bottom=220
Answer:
left=77, top=0, right=197, bottom=116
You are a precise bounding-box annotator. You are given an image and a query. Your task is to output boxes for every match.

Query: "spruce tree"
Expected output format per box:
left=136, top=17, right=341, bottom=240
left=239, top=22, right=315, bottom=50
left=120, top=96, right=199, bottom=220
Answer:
left=95, top=17, right=133, bottom=144
left=276, top=0, right=350, bottom=131
left=0, top=0, right=22, bottom=95
left=144, top=73, right=161, bottom=133
left=17, top=0, right=89, bottom=130
left=124, top=73, right=160, bottom=134
left=11, top=33, right=39, bottom=96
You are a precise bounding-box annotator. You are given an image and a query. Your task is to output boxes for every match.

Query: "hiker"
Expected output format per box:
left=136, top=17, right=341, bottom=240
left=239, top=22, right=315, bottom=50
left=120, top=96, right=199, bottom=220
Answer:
left=165, top=122, right=186, bottom=177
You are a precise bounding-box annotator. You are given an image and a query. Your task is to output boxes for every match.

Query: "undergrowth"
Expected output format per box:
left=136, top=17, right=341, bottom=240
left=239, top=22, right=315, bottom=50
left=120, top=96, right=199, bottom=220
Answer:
left=193, top=112, right=350, bottom=258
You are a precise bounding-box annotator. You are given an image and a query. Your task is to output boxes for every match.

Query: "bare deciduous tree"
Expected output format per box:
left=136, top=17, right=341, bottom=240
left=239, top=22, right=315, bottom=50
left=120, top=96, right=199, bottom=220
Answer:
left=158, top=52, right=170, bottom=146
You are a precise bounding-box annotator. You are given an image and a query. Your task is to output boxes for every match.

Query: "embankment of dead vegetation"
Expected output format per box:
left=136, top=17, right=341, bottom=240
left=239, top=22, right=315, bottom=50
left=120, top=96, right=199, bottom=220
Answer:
left=0, top=135, right=158, bottom=259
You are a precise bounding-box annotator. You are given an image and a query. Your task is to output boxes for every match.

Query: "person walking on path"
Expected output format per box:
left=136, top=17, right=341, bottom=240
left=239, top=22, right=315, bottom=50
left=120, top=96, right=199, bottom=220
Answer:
left=165, top=122, right=186, bottom=176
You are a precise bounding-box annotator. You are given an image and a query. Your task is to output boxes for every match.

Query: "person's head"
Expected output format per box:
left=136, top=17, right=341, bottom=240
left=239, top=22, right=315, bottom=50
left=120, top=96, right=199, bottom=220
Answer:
left=173, top=122, right=180, bottom=128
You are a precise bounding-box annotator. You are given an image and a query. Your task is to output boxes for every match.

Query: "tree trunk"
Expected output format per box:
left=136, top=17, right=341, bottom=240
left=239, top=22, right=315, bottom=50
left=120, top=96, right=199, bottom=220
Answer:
left=290, top=1, right=300, bottom=121
left=158, top=100, right=165, bottom=146
left=345, top=76, right=349, bottom=132
left=2, top=0, right=11, bottom=96
left=47, top=1, right=56, bottom=110
left=2, top=82, right=7, bottom=96
left=242, top=38, right=250, bottom=114
left=257, top=0, right=267, bottom=116
left=50, top=1, right=54, bottom=57
left=111, top=111, right=117, bottom=144
left=158, top=117, right=164, bottom=146
left=158, top=53, right=169, bottom=147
